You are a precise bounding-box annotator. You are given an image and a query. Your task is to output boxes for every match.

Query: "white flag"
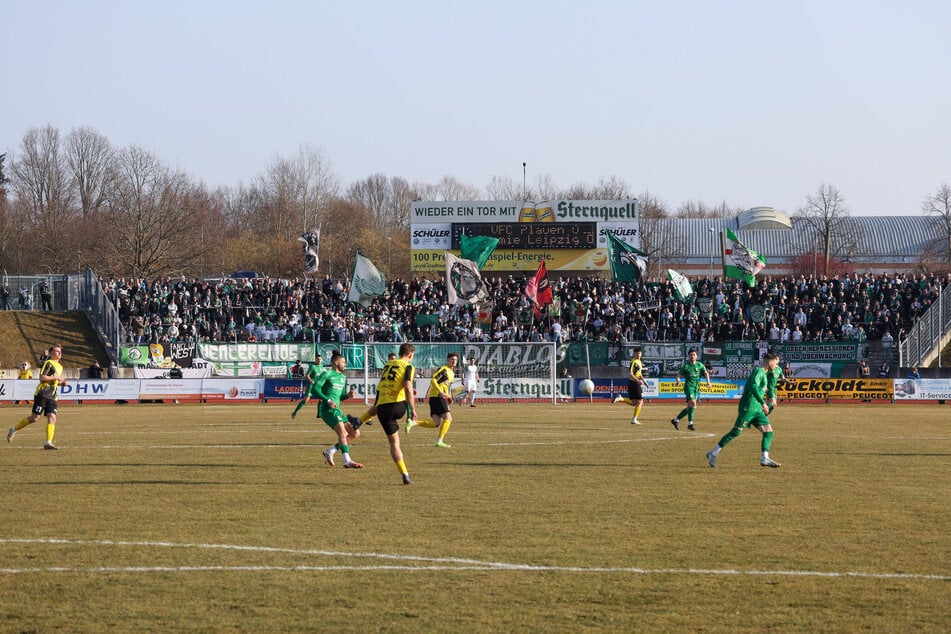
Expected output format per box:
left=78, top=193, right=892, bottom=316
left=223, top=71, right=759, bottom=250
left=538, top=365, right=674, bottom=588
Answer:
left=667, top=269, right=693, bottom=301
left=445, top=251, right=488, bottom=305
left=347, top=252, right=387, bottom=307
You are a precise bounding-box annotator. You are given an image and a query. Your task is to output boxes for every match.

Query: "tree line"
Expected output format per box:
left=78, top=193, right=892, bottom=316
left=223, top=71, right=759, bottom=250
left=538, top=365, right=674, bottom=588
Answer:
left=1, top=125, right=949, bottom=280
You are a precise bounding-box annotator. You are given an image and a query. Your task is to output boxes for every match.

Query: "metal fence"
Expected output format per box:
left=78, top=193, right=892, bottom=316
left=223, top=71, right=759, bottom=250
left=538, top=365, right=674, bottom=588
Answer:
left=900, top=283, right=951, bottom=369
left=1, top=272, right=73, bottom=311
left=2, top=270, right=126, bottom=362
left=78, top=268, right=125, bottom=361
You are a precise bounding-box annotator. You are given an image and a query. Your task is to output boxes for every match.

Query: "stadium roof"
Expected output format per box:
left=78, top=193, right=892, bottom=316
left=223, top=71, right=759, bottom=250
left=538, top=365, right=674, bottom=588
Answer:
left=662, top=216, right=937, bottom=261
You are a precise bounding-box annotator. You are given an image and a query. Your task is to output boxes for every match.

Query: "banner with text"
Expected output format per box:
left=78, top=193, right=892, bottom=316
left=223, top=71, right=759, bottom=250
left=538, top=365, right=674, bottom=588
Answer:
left=776, top=378, right=893, bottom=401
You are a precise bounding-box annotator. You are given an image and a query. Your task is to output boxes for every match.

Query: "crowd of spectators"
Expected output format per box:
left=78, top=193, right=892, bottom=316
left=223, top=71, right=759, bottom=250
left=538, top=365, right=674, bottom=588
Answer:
left=102, top=270, right=950, bottom=349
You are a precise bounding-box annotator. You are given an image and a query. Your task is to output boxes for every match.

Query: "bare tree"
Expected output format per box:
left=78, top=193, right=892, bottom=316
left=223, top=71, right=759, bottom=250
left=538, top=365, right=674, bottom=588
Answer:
left=7, top=125, right=78, bottom=269
left=413, top=175, right=479, bottom=202
left=65, top=126, right=115, bottom=218
left=795, top=183, right=852, bottom=276
left=346, top=174, right=416, bottom=232
left=637, top=190, right=670, bottom=219
left=102, top=146, right=205, bottom=277
left=253, top=145, right=339, bottom=240
left=560, top=175, right=633, bottom=200
left=676, top=199, right=741, bottom=218
left=485, top=174, right=533, bottom=200
left=922, top=183, right=951, bottom=265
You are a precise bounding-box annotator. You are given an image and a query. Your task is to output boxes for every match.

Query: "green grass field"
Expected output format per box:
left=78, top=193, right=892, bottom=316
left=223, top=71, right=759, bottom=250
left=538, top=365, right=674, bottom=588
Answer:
left=1, top=400, right=948, bottom=632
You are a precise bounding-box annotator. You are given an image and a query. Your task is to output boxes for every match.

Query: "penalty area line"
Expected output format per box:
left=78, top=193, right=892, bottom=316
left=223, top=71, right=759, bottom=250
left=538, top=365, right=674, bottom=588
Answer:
left=0, top=538, right=946, bottom=581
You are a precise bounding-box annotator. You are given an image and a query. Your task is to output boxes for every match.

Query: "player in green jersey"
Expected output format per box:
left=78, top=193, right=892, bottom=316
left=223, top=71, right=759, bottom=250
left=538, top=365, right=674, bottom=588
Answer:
left=291, top=353, right=325, bottom=419
left=314, top=352, right=363, bottom=469
left=706, top=352, right=781, bottom=468
left=766, top=355, right=786, bottom=414
left=671, top=348, right=711, bottom=431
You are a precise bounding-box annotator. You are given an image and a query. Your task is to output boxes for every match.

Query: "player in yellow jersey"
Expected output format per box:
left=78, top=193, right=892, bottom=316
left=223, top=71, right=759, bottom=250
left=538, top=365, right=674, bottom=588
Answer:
left=8, top=344, right=66, bottom=449
left=376, top=343, right=417, bottom=484
left=613, top=347, right=648, bottom=424
left=407, top=352, right=458, bottom=447
left=354, top=352, right=397, bottom=427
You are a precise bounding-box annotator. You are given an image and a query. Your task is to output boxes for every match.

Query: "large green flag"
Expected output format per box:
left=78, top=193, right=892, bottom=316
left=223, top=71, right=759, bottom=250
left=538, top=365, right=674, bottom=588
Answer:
left=723, top=228, right=766, bottom=287
left=606, top=231, right=647, bottom=283
left=460, top=234, right=500, bottom=270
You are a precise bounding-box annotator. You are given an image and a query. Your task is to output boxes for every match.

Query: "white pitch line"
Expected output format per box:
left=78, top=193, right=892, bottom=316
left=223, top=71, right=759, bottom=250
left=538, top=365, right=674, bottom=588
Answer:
left=482, top=434, right=715, bottom=446
left=0, top=538, right=946, bottom=581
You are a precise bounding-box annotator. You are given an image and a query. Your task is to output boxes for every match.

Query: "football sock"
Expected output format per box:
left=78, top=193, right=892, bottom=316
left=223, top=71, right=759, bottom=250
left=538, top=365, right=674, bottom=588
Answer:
left=676, top=408, right=690, bottom=420
left=718, top=427, right=742, bottom=447
left=327, top=446, right=338, bottom=456
left=633, top=404, right=642, bottom=418
left=341, top=445, right=351, bottom=464
left=15, top=416, right=31, bottom=431
left=396, top=459, right=408, bottom=475
left=687, top=407, right=695, bottom=422
left=292, top=400, right=306, bottom=416
left=46, top=423, right=55, bottom=443
left=438, top=419, right=452, bottom=440
left=762, top=431, right=773, bottom=452
left=359, top=411, right=372, bottom=424
left=417, top=418, right=437, bottom=428
left=709, top=445, right=721, bottom=456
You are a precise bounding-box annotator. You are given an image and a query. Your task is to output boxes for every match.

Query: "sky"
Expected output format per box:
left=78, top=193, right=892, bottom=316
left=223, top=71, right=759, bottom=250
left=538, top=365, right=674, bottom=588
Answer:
left=3, top=0, right=950, bottom=216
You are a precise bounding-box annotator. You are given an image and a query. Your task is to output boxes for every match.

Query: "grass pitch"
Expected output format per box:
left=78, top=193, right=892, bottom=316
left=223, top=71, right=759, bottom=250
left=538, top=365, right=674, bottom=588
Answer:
left=1, top=400, right=949, bottom=632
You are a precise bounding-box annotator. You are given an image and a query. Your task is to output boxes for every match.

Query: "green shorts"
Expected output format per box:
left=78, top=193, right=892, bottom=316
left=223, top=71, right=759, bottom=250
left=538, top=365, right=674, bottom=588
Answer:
left=733, top=408, right=769, bottom=430
left=318, top=402, right=348, bottom=429
left=683, top=388, right=699, bottom=401
left=306, top=383, right=323, bottom=399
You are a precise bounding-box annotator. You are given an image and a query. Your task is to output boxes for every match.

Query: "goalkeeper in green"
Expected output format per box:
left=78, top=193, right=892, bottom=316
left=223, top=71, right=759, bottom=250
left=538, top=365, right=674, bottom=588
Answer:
left=706, top=352, right=781, bottom=468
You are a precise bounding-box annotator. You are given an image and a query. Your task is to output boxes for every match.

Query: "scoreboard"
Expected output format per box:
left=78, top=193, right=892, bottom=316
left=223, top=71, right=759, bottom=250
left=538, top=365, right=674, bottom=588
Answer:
left=451, top=222, right=598, bottom=250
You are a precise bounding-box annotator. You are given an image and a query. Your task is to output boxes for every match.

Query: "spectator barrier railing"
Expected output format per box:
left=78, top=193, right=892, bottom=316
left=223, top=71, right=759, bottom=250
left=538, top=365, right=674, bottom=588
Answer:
left=900, top=282, right=951, bottom=369
left=81, top=268, right=126, bottom=362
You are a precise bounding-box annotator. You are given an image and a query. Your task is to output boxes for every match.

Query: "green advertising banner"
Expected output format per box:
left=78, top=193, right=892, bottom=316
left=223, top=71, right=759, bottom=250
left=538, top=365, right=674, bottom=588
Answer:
left=197, top=343, right=318, bottom=363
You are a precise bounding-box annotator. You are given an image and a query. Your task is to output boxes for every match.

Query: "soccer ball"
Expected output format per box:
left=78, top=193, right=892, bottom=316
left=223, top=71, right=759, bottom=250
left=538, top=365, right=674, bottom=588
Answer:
left=579, top=379, right=595, bottom=395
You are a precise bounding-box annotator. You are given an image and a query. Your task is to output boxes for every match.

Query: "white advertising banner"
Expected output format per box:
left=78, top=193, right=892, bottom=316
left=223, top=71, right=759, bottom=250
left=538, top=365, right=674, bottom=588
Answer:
left=410, top=223, right=452, bottom=249
left=8, top=379, right=141, bottom=401
left=201, top=379, right=263, bottom=400
left=139, top=379, right=204, bottom=399
left=411, top=200, right=638, bottom=223
left=893, top=378, right=951, bottom=400
left=0, top=380, right=13, bottom=401
left=134, top=366, right=213, bottom=379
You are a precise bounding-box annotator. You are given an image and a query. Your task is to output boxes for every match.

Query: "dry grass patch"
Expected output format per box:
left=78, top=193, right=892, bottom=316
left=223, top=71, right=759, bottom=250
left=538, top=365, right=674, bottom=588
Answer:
left=1, top=401, right=948, bottom=631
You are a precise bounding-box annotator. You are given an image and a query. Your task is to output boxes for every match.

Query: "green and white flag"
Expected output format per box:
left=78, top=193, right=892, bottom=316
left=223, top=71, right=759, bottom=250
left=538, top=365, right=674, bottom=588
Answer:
left=723, top=228, right=766, bottom=287
left=667, top=269, right=693, bottom=301
left=606, top=231, right=647, bottom=283
left=347, top=252, right=387, bottom=307
left=459, top=234, right=499, bottom=270
left=445, top=251, right=488, bottom=305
